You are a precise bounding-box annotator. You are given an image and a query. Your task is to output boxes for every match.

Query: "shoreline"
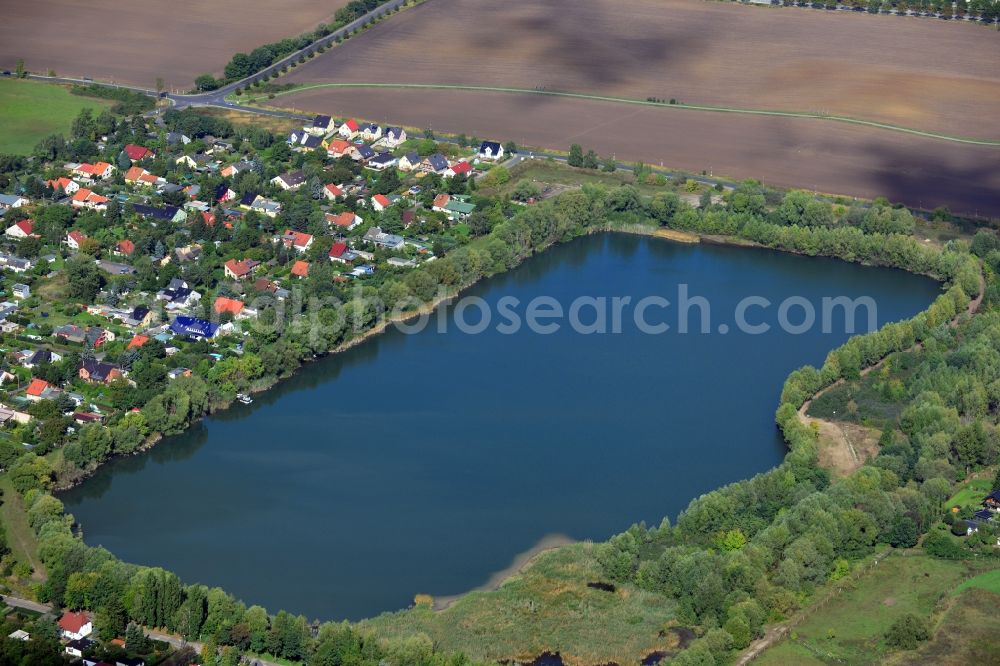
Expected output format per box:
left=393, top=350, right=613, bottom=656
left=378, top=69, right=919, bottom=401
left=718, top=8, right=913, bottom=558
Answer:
left=430, top=533, right=577, bottom=612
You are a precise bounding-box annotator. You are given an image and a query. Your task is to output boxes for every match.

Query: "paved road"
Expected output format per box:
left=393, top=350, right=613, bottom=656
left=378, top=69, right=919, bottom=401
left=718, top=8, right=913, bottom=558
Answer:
left=1, top=594, right=52, bottom=614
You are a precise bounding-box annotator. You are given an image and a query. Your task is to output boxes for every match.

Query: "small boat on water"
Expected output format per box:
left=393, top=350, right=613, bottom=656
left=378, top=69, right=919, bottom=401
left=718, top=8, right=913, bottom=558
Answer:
left=236, top=393, right=253, bottom=405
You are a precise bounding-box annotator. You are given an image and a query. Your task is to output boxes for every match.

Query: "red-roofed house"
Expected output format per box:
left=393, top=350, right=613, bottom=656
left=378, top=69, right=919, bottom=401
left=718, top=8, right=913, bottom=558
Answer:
left=371, top=194, right=391, bottom=212
left=224, top=258, right=260, bottom=281
left=325, top=139, right=354, bottom=159
left=116, top=239, right=135, bottom=257
left=338, top=119, right=360, bottom=139
left=65, top=230, right=89, bottom=250
left=57, top=611, right=92, bottom=641
left=127, top=334, right=149, bottom=350
left=72, top=162, right=114, bottom=181
left=25, top=378, right=50, bottom=401
left=124, top=144, right=154, bottom=162
left=46, top=177, right=79, bottom=195
left=290, top=260, right=310, bottom=278
left=329, top=242, right=353, bottom=264
left=447, top=161, right=473, bottom=177
left=323, top=183, right=344, bottom=200
left=276, top=229, right=313, bottom=253
left=5, top=219, right=35, bottom=239
left=214, top=296, right=245, bottom=317
left=70, top=188, right=108, bottom=211
left=432, top=193, right=451, bottom=212
left=327, top=211, right=362, bottom=231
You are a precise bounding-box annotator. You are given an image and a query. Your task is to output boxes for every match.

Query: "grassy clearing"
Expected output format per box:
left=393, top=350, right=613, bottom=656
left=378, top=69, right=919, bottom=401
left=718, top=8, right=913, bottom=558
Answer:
left=755, top=554, right=983, bottom=666
left=946, top=477, right=993, bottom=510
left=0, top=476, right=42, bottom=582
left=954, top=569, right=1000, bottom=596
left=485, top=161, right=687, bottom=201
left=893, top=587, right=1000, bottom=665
left=0, top=79, right=112, bottom=154
left=191, top=107, right=303, bottom=136
left=361, top=543, right=677, bottom=666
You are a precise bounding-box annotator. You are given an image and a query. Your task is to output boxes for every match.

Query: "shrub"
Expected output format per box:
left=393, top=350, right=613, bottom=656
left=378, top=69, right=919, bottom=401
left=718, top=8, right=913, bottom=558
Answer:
left=885, top=613, right=930, bottom=650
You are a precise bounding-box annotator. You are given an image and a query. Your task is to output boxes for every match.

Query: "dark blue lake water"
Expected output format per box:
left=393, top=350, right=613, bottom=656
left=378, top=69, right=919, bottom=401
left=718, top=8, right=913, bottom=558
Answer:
left=62, top=233, right=940, bottom=620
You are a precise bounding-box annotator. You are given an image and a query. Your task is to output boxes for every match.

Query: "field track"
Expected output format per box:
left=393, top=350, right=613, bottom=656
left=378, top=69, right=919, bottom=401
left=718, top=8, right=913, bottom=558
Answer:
left=0, top=0, right=350, bottom=89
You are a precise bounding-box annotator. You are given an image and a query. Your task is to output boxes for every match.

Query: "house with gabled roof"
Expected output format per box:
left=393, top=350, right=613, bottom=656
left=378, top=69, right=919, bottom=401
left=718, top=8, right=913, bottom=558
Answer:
left=65, top=230, right=90, bottom=250
left=338, top=118, right=360, bottom=139
left=46, top=176, right=79, bottom=195
left=224, top=258, right=260, bottom=281
left=271, top=170, right=307, bottom=191
left=115, top=239, right=135, bottom=257
left=5, top=219, right=35, bottom=239
left=58, top=611, right=92, bottom=641
left=363, top=226, right=404, bottom=250
left=360, top=123, right=382, bottom=142
left=323, top=183, right=344, bottom=201
left=214, top=296, right=245, bottom=317
left=220, top=160, right=253, bottom=178
left=170, top=315, right=219, bottom=340
left=275, top=229, right=314, bottom=253
left=398, top=152, right=421, bottom=172
left=72, top=162, right=114, bottom=181
left=420, top=153, right=450, bottom=175
left=478, top=140, right=505, bottom=161
left=328, top=241, right=358, bottom=264
left=327, top=211, right=362, bottom=231
left=447, top=161, right=473, bottom=178
left=371, top=194, right=392, bottom=212
left=383, top=126, right=407, bottom=148
left=70, top=189, right=108, bottom=211
left=124, top=144, right=155, bottom=162
left=367, top=152, right=398, bottom=171
left=307, top=114, right=334, bottom=135
left=290, top=260, right=310, bottom=278
left=79, top=359, right=122, bottom=384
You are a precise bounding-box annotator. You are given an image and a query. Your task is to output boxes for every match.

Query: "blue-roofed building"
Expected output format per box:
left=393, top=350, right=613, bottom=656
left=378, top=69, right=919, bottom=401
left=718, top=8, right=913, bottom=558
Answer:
left=170, top=316, right=219, bottom=340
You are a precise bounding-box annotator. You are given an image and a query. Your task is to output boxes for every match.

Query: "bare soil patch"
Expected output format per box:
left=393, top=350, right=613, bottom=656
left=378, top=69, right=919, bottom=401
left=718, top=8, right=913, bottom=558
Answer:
left=0, top=0, right=350, bottom=89
left=280, top=0, right=1000, bottom=138
left=268, top=87, right=1000, bottom=217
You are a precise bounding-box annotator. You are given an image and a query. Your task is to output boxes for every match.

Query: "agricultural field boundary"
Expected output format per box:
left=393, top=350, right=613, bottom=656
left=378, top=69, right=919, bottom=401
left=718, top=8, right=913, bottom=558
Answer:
left=245, top=82, right=1000, bottom=147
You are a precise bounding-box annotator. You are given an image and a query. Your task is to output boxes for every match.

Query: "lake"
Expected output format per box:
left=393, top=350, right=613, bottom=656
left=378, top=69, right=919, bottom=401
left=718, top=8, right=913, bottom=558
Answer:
left=62, top=233, right=941, bottom=621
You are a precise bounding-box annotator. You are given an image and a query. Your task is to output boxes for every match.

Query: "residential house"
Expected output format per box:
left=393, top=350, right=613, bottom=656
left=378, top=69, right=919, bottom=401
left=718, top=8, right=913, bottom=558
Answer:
left=478, top=140, right=505, bottom=161
left=338, top=118, right=360, bottom=139
left=325, top=139, right=356, bottom=159
left=11, top=283, right=30, bottom=299
left=387, top=256, right=417, bottom=268
left=276, top=229, right=314, bottom=253
left=444, top=195, right=476, bottom=220
left=420, top=153, right=450, bottom=175
left=398, top=152, right=421, bottom=172
left=115, top=239, right=135, bottom=257
left=46, top=177, right=79, bottom=195
left=0, top=194, right=28, bottom=210
left=65, top=638, right=94, bottom=658
left=70, top=189, right=108, bottom=211
left=220, top=160, right=253, bottom=178
left=249, top=195, right=281, bottom=218
left=58, top=611, right=93, bottom=641
left=446, top=161, right=473, bottom=178
left=26, top=378, right=57, bottom=402
left=7, top=630, right=28, bottom=641
left=383, top=126, right=407, bottom=148
left=271, top=170, right=307, bottom=191
left=290, top=260, right=310, bottom=278
left=157, top=283, right=201, bottom=309
left=175, top=244, right=202, bottom=263
left=327, top=211, right=362, bottom=231
left=371, top=194, right=391, bottom=212
left=224, top=258, right=260, bottom=281
left=432, top=193, right=452, bottom=213
left=85, top=326, right=113, bottom=348
left=65, top=230, right=90, bottom=250
left=79, top=359, right=122, bottom=384
left=124, top=305, right=154, bottom=328
left=168, top=367, right=192, bottom=380
left=214, top=182, right=237, bottom=203
left=5, top=219, right=35, bottom=239
left=71, top=162, right=115, bottom=181
left=328, top=242, right=358, bottom=264
left=124, top=166, right=160, bottom=187
left=24, top=349, right=61, bottom=368
left=363, top=226, right=405, bottom=250
left=54, top=323, right=87, bottom=344
left=127, top=334, right=149, bottom=350
left=984, top=490, right=1000, bottom=511
left=214, top=296, right=245, bottom=318
left=170, top=315, right=219, bottom=339
left=323, top=183, right=344, bottom=201
left=367, top=152, right=397, bottom=171
left=360, top=123, right=382, bottom=142
left=165, top=131, right=191, bottom=146
left=132, top=203, right=186, bottom=223
left=0, top=252, right=34, bottom=273
left=307, top=114, right=334, bottom=135
left=175, top=153, right=215, bottom=171
left=124, top=144, right=155, bottom=162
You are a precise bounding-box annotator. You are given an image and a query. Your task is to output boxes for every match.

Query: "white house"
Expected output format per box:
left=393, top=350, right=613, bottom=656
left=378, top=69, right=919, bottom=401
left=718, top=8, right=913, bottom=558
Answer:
left=306, top=114, right=334, bottom=136
left=0, top=194, right=29, bottom=210
left=359, top=123, right=382, bottom=142
left=5, top=219, right=35, bottom=239
left=338, top=118, right=360, bottom=139
left=383, top=127, right=407, bottom=148
left=271, top=170, right=306, bottom=191
left=58, top=611, right=93, bottom=641
left=323, top=183, right=344, bottom=201
left=478, top=140, right=505, bottom=161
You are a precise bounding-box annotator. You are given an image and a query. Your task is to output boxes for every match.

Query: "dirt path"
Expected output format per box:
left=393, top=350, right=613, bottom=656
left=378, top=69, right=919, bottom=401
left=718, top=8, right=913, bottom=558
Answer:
left=796, top=266, right=984, bottom=475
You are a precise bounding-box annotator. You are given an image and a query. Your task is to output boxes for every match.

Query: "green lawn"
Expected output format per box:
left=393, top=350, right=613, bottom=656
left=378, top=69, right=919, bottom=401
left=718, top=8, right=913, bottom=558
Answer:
left=946, top=477, right=993, bottom=510
left=756, top=554, right=983, bottom=666
left=0, top=78, right=112, bottom=154
left=954, top=568, right=1000, bottom=596
left=0, top=475, right=42, bottom=581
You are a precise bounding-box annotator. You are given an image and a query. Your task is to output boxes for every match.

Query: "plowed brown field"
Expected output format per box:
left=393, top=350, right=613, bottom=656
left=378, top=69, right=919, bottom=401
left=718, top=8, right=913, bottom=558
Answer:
left=0, top=0, right=349, bottom=89
left=269, top=87, right=1000, bottom=217
left=279, top=0, right=1000, bottom=139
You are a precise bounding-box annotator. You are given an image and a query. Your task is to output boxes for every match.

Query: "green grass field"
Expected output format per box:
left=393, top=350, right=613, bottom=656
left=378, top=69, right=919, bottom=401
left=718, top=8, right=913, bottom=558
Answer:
left=361, top=542, right=678, bottom=665
left=954, top=569, right=1000, bottom=596
left=946, top=477, right=993, bottom=510
left=898, top=587, right=1000, bottom=665
left=756, top=554, right=983, bottom=666
left=0, top=78, right=112, bottom=154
